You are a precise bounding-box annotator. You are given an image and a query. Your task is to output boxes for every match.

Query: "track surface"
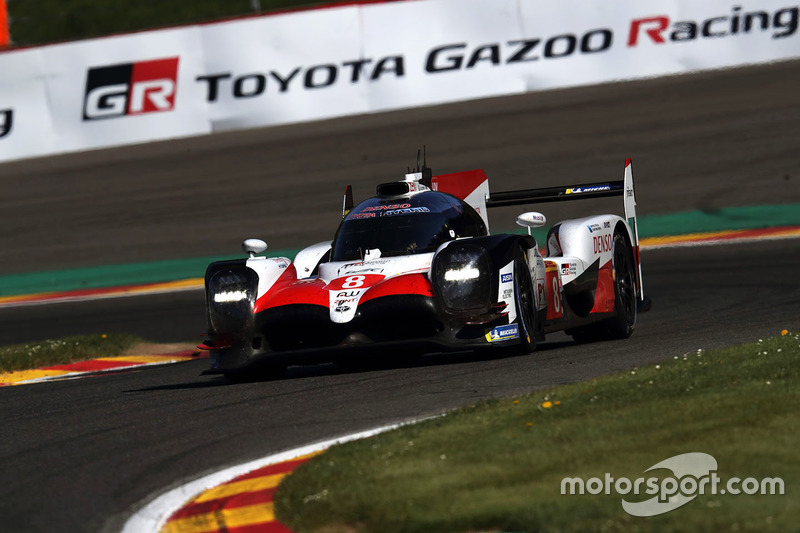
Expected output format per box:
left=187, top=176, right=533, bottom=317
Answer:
left=1, top=61, right=799, bottom=532
left=2, top=241, right=799, bottom=533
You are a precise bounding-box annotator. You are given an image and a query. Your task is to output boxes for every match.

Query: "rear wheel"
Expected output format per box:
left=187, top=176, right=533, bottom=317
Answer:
left=512, top=247, right=537, bottom=354
left=606, top=231, right=637, bottom=338
left=569, top=230, right=636, bottom=342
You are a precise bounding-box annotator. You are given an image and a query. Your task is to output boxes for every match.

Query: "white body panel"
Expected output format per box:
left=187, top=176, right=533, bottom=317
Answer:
left=245, top=256, right=292, bottom=300
left=549, top=214, right=631, bottom=275
left=294, top=241, right=332, bottom=278
left=320, top=252, right=434, bottom=282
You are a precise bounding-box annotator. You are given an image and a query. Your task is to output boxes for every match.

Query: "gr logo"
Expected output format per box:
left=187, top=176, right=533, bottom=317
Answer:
left=0, top=108, right=12, bottom=138
left=83, top=57, right=179, bottom=120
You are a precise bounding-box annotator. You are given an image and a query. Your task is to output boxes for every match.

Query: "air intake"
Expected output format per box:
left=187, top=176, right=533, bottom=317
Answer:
left=376, top=181, right=411, bottom=197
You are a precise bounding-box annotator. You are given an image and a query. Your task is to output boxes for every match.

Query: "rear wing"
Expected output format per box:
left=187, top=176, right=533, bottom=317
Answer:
left=485, top=180, right=624, bottom=207
left=433, top=159, right=643, bottom=300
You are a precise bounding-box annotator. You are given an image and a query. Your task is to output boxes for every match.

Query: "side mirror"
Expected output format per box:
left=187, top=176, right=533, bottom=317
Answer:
left=516, top=212, right=547, bottom=235
left=242, top=238, right=268, bottom=258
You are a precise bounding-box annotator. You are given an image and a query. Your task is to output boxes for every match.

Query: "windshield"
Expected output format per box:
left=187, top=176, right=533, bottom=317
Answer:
left=331, top=191, right=486, bottom=261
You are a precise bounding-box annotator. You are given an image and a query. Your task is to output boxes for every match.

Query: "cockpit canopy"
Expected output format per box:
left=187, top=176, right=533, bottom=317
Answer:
left=331, top=191, right=488, bottom=261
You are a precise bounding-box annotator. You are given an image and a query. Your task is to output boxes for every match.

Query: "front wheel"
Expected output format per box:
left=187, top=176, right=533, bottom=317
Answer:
left=512, top=247, right=537, bottom=354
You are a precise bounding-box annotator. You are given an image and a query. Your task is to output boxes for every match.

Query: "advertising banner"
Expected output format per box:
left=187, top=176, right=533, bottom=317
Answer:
left=0, top=48, right=55, bottom=161
left=199, top=6, right=369, bottom=129
left=41, top=26, right=210, bottom=153
left=0, top=0, right=798, bottom=162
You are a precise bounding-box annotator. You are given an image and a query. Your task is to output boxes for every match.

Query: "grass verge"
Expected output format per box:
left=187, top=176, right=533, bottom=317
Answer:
left=0, top=333, right=145, bottom=373
left=276, top=331, right=799, bottom=532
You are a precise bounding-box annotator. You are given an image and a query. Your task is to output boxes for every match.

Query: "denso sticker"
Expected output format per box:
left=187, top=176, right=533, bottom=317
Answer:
left=362, top=204, right=410, bottom=212
left=485, top=324, right=519, bottom=342
left=593, top=234, right=613, bottom=254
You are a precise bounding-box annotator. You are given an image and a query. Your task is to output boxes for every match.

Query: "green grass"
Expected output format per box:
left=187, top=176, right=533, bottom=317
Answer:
left=275, top=331, right=800, bottom=532
left=0, top=333, right=144, bottom=372
left=7, top=0, right=327, bottom=46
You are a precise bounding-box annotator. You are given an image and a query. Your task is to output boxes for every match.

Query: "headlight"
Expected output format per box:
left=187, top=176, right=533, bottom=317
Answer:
left=206, top=267, right=256, bottom=333
left=432, top=244, right=491, bottom=312
left=443, top=265, right=481, bottom=282
left=213, top=289, right=249, bottom=303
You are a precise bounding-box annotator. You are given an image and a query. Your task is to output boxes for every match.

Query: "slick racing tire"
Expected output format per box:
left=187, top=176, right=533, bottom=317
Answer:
left=606, top=230, right=637, bottom=338
left=570, top=230, right=636, bottom=342
left=512, top=246, right=537, bottom=354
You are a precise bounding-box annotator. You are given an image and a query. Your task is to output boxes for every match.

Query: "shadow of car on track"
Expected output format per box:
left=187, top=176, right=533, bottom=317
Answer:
left=126, top=340, right=577, bottom=392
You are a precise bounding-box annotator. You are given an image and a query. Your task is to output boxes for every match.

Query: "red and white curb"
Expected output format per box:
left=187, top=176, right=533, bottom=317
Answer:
left=122, top=422, right=416, bottom=533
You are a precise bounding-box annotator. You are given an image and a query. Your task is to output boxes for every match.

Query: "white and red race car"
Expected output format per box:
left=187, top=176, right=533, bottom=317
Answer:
left=201, top=155, right=649, bottom=380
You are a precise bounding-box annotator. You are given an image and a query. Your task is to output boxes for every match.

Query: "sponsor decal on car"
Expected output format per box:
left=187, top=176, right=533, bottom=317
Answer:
left=501, top=273, right=513, bottom=283
left=560, top=262, right=577, bottom=276
left=83, top=57, right=179, bottom=120
left=587, top=223, right=603, bottom=233
left=336, top=290, right=360, bottom=298
left=382, top=207, right=430, bottom=216
left=593, top=234, right=613, bottom=253
left=343, top=260, right=390, bottom=268
left=362, top=204, right=411, bottom=212
left=567, top=185, right=611, bottom=194
left=337, top=266, right=385, bottom=275
left=485, top=324, right=519, bottom=342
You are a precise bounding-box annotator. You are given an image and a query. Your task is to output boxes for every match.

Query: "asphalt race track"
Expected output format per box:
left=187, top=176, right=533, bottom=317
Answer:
left=1, top=60, right=799, bottom=532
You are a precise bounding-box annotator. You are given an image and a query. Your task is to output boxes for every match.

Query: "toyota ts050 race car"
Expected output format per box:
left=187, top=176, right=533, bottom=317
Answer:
left=201, top=155, right=650, bottom=380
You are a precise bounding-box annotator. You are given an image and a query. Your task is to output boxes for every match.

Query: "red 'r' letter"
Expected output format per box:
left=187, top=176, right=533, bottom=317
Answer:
left=628, top=16, right=670, bottom=46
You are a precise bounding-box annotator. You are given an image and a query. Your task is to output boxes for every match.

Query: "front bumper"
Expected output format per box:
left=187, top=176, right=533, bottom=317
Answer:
left=207, top=294, right=515, bottom=372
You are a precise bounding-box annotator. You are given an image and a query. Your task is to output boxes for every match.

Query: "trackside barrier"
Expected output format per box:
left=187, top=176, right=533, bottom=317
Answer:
left=1, top=0, right=798, bottom=162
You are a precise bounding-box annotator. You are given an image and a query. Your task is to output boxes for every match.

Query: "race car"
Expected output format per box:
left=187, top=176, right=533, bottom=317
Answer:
left=201, top=154, right=649, bottom=380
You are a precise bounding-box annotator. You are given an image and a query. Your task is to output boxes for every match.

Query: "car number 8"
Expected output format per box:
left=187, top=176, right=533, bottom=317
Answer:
left=552, top=277, right=561, bottom=314
left=342, top=275, right=366, bottom=289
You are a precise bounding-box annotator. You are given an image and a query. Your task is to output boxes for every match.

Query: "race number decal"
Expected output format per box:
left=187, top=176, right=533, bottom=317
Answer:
left=325, top=274, right=385, bottom=291
left=544, top=262, right=563, bottom=321
left=343, top=275, right=366, bottom=289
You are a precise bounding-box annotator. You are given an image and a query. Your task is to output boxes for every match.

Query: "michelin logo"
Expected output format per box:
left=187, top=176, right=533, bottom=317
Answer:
left=485, top=324, right=519, bottom=342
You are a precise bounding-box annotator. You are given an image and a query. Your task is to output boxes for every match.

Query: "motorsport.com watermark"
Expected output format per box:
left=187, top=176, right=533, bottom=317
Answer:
left=561, top=453, right=785, bottom=517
